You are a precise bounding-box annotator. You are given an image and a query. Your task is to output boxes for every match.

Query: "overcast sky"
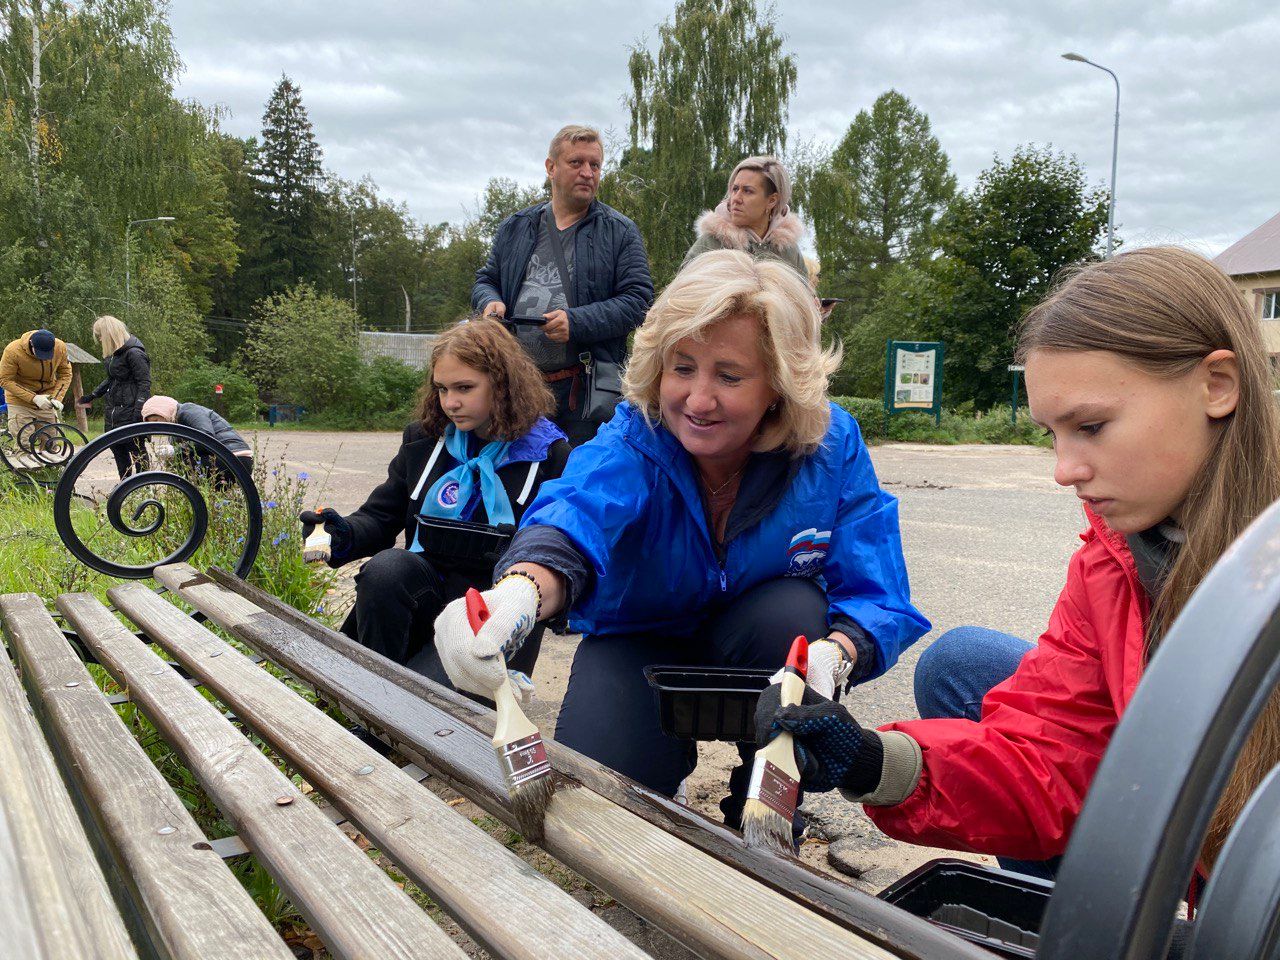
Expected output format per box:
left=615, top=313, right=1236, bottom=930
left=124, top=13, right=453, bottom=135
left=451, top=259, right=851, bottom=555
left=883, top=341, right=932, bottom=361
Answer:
left=169, top=0, right=1279, bottom=257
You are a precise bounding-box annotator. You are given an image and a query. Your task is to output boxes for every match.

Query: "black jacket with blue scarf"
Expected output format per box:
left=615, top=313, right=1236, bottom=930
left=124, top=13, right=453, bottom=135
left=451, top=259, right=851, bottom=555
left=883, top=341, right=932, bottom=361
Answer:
left=332, top=418, right=571, bottom=570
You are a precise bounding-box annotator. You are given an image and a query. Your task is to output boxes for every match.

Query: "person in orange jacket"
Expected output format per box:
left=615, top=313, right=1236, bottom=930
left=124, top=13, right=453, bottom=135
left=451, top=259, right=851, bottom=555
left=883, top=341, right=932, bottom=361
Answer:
left=0, top=329, right=72, bottom=450
left=755, top=246, right=1280, bottom=886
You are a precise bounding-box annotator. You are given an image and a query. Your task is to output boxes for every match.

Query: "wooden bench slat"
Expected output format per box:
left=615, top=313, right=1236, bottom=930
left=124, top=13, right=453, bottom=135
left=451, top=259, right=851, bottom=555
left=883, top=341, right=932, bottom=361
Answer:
left=109, top=581, right=650, bottom=960
left=156, top=565, right=908, bottom=960
left=0, top=595, right=138, bottom=960
left=57, top=592, right=467, bottom=960
left=199, top=565, right=983, bottom=960
left=2, top=594, right=293, bottom=960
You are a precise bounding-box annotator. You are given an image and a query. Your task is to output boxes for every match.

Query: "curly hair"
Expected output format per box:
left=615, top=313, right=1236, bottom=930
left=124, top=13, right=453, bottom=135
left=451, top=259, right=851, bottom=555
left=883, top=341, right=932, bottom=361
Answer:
left=624, top=250, right=840, bottom=456
left=415, top=318, right=556, bottom=441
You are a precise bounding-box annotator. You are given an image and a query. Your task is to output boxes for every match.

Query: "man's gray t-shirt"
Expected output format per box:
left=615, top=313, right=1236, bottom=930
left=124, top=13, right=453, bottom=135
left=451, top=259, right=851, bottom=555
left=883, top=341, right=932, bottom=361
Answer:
left=512, top=210, right=580, bottom=371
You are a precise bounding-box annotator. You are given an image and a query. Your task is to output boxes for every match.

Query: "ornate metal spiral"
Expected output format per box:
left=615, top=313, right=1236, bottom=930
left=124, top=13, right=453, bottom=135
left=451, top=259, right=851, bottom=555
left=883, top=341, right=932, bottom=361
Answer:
left=53, top=422, right=262, bottom=580
left=24, top=421, right=87, bottom=466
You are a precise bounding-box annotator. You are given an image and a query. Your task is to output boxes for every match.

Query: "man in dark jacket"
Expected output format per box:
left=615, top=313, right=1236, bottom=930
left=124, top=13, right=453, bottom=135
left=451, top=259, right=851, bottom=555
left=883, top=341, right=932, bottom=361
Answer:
left=472, top=124, right=653, bottom=444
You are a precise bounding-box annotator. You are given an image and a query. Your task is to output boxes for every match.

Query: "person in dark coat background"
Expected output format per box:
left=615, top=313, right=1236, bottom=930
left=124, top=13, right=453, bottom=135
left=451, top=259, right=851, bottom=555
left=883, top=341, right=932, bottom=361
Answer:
left=78, top=315, right=151, bottom=477
left=298, top=318, right=571, bottom=690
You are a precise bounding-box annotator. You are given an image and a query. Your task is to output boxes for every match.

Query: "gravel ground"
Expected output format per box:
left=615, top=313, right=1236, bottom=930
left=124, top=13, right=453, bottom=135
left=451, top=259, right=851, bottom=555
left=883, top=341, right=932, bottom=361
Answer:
left=246, top=428, right=1084, bottom=893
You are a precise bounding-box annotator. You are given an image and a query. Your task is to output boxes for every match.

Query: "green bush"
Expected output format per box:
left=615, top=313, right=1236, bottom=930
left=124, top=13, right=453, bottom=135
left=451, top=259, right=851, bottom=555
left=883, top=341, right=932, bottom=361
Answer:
left=129, top=257, right=212, bottom=394
left=240, top=284, right=362, bottom=413
left=173, top=362, right=259, bottom=422
left=832, top=397, right=887, bottom=441
left=357, top=356, right=422, bottom=419
left=832, top=397, right=1050, bottom=447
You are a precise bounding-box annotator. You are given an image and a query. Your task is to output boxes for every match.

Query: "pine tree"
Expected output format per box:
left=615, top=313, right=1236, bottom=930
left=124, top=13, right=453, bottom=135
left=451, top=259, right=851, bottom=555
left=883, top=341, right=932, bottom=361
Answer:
left=254, top=75, right=329, bottom=294
left=622, top=0, right=797, bottom=286
left=796, top=91, right=956, bottom=318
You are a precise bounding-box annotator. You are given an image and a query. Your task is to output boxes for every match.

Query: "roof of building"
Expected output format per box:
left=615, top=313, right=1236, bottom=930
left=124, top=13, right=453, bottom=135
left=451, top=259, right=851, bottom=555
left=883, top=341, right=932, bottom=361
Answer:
left=65, top=342, right=100, bottom=364
left=1215, top=210, right=1280, bottom=277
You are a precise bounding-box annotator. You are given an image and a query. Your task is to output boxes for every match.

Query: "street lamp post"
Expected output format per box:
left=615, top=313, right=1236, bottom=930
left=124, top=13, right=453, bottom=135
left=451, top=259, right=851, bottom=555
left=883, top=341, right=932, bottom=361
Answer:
left=125, top=216, right=176, bottom=307
left=1062, top=52, right=1120, bottom=259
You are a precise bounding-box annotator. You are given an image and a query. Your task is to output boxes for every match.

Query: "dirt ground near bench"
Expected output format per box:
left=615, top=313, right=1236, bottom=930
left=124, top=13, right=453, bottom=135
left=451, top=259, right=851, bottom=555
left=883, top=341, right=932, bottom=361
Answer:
left=246, top=427, right=1084, bottom=899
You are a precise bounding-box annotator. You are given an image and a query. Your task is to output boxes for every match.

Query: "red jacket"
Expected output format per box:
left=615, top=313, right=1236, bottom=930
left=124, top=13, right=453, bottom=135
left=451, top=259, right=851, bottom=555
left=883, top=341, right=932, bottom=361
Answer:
left=868, top=508, right=1149, bottom=860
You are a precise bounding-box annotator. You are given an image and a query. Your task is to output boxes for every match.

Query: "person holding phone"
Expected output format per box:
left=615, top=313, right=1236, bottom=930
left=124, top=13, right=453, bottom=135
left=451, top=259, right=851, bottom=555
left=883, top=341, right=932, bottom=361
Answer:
left=472, top=124, right=653, bottom=445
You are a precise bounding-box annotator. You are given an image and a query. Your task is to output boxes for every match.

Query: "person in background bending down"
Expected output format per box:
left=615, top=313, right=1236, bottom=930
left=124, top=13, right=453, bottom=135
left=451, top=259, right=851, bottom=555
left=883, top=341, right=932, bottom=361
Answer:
left=0, top=328, right=72, bottom=452
left=140, top=395, right=254, bottom=482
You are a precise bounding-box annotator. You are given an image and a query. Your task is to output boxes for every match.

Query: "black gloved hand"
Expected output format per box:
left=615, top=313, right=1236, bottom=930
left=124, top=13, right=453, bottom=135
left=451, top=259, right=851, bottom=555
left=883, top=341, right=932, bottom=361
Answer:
left=754, top=683, right=883, bottom=794
left=76, top=396, right=93, bottom=407
left=298, top=507, right=353, bottom=556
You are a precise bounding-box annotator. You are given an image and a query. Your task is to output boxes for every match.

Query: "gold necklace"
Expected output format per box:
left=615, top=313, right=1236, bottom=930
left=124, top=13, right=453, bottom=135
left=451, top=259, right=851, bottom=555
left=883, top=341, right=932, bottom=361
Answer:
left=702, top=466, right=744, bottom=497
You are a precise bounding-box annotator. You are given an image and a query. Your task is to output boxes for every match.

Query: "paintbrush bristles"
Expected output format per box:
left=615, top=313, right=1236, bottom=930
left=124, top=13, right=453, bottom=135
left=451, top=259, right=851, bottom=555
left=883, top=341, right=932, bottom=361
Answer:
left=509, top=774, right=554, bottom=843
left=302, top=528, right=331, bottom=563
left=742, top=798, right=793, bottom=853
left=741, top=642, right=808, bottom=853
left=492, top=664, right=554, bottom=843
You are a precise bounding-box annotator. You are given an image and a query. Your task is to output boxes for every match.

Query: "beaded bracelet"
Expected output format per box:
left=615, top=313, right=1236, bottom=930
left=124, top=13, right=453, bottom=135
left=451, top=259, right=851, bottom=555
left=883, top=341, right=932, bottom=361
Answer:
left=498, top=569, right=544, bottom=620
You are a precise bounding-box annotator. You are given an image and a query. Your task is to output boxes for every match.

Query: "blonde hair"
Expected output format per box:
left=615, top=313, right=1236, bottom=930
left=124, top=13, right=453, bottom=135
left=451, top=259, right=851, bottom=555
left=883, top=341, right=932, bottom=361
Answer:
left=727, top=155, right=793, bottom=215
left=93, top=315, right=130, bottom=357
left=624, top=249, right=840, bottom=455
left=1018, top=245, right=1280, bottom=867
left=548, top=124, right=601, bottom=161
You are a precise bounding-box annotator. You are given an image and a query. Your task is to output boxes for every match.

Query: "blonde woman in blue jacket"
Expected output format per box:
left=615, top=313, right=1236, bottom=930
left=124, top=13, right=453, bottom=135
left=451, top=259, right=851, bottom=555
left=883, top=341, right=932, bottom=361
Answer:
left=435, top=250, right=927, bottom=828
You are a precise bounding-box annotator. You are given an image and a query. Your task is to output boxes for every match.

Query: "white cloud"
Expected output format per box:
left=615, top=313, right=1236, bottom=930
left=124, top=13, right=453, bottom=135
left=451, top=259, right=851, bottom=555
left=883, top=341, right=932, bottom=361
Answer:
left=170, top=0, right=1278, bottom=253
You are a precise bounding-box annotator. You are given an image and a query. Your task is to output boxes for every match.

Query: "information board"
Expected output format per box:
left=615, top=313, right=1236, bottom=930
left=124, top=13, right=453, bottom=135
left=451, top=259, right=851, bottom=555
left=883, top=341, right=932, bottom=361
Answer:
left=883, top=340, right=945, bottom=424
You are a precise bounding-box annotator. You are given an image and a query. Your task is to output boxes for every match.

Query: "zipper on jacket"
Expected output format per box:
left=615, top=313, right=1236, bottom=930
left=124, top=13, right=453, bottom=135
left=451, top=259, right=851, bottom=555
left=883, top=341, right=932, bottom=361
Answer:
left=718, top=568, right=727, bottom=592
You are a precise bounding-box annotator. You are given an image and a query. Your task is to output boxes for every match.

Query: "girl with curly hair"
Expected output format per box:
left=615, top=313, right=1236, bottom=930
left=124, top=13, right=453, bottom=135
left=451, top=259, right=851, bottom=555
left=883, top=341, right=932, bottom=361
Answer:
left=300, top=318, right=570, bottom=683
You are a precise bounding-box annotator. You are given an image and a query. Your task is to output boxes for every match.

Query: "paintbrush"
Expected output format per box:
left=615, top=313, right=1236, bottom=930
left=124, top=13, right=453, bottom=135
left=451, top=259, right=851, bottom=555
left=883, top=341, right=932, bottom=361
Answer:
left=301, top=507, right=333, bottom=563
left=465, top=587, right=553, bottom=842
left=742, top=634, right=809, bottom=854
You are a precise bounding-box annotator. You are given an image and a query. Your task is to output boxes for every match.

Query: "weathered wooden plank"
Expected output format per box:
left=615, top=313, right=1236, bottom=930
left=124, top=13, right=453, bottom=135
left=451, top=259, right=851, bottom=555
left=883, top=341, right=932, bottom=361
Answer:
left=58, top=592, right=466, bottom=960
left=109, top=581, right=650, bottom=960
left=156, top=566, right=922, bottom=960
left=0, top=770, right=48, bottom=960
left=2, top=594, right=293, bottom=960
left=197, top=564, right=988, bottom=960
left=0, top=595, right=138, bottom=960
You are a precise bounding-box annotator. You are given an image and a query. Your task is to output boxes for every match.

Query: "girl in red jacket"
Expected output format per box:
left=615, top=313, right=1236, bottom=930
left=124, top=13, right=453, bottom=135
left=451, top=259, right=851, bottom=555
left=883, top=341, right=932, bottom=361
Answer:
left=756, top=245, right=1280, bottom=878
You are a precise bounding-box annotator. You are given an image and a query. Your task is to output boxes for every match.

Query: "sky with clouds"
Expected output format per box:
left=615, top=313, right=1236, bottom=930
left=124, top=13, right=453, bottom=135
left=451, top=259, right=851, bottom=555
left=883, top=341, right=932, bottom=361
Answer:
left=169, top=0, right=1279, bottom=257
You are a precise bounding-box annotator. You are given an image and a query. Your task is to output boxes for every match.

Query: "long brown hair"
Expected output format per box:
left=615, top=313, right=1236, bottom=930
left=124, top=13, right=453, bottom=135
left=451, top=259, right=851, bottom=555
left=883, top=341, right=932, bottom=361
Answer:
left=415, top=318, right=555, bottom=441
left=1018, top=245, right=1280, bottom=866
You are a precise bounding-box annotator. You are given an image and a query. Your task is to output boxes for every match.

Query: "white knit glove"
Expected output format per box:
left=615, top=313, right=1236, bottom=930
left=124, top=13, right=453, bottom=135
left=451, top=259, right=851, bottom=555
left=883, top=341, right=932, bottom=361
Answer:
left=49, top=398, right=63, bottom=413
left=33, top=394, right=51, bottom=410
left=771, top=638, right=852, bottom=700
left=435, top=576, right=539, bottom=698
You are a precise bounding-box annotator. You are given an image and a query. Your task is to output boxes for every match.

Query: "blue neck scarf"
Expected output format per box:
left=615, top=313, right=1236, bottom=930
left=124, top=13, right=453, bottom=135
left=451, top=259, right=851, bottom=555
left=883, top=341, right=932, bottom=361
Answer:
left=419, top=425, right=514, bottom=526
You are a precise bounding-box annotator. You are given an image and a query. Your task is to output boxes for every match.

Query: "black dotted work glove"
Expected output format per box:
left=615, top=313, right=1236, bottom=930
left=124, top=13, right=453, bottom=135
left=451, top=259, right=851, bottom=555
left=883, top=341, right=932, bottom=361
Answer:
left=298, top=507, right=353, bottom=557
left=753, top=683, right=884, bottom=795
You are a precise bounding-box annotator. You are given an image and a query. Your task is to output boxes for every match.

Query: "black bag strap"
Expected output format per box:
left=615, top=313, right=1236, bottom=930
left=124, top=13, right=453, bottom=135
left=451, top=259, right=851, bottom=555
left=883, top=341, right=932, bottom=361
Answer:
left=543, top=207, right=577, bottom=309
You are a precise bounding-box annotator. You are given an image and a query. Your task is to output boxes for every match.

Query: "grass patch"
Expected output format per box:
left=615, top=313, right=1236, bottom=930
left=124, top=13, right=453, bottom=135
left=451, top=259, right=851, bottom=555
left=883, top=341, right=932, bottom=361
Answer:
left=0, top=454, right=341, bottom=940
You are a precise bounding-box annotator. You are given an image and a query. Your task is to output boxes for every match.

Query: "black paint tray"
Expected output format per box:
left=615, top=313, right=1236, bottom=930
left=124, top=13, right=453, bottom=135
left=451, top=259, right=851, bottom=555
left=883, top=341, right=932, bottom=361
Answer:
left=878, top=858, right=1053, bottom=959
left=644, top=665, right=774, bottom=742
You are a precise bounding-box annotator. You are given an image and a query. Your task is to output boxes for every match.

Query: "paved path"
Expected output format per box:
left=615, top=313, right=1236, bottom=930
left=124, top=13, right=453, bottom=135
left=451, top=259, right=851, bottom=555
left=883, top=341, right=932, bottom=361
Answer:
left=247, top=429, right=1084, bottom=888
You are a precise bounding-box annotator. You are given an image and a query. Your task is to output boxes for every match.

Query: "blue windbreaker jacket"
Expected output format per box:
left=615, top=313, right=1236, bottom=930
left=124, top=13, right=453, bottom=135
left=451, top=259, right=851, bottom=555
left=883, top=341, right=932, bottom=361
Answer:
left=518, top=402, right=930, bottom=679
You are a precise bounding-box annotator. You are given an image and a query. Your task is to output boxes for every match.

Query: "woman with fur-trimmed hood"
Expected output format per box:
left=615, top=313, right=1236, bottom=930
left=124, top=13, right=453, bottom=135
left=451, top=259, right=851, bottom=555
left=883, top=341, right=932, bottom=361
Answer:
left=680, top=155, right=810, bottom=282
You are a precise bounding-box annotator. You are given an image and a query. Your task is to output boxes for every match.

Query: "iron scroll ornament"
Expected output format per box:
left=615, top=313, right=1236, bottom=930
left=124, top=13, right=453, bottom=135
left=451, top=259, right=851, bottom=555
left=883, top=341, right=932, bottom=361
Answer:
left=52, top=422, right=262, bottom=580
left=19, top=419, right=87, bottom=464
